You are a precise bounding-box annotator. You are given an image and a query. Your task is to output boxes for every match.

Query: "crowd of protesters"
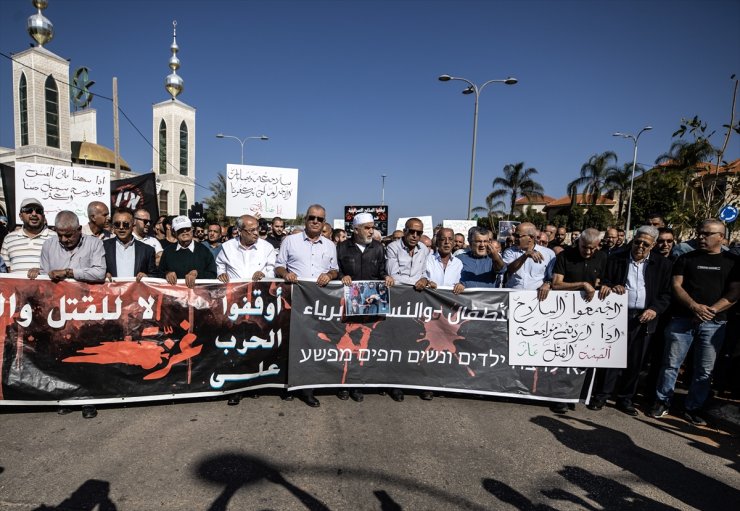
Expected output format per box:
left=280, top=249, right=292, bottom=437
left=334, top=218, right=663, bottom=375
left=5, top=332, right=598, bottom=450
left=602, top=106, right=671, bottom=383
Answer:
left=1, top=198, right=738, bottom=426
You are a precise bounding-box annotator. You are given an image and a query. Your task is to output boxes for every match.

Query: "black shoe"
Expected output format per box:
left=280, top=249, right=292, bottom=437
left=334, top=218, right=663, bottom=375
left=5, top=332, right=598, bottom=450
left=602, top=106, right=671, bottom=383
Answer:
left=82, top=405, right=97, bottom=419
left=303, top=395, right=320, bottom=408
left=227, top=394, right=242, bottom=406
left=587, top=398, right=605, bottom=411
left=649, top=402, right=669, bottom=418
left=249, top=394, right=260, bottom=399
left=683, top=410, right=707, bottom=426
left=420, top=391, right=434, bottom=401
left=350, top=389, right=364, bottom=402
left=390, top=389, right=404, bottom=402
left=616, top=400, right=639, bottom=417
left=57, top=406, right=73, bottom=415
left=337, top=390, right=350, bottom=401
left=281, top=392, right=294, bottom=401
left=551, top=402, right=568, bottom=414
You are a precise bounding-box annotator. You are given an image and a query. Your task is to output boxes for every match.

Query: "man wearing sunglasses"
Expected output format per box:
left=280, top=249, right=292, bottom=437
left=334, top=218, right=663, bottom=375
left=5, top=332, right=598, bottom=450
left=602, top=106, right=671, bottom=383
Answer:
left=159, top=216, right=217, bottom=289
left=275, top=204, right=339, bottom=407
left=132, top=208, right=163, bottom=266
left=81, top=201, right=113, bottom=240
left=103, top=208, right=158, bottom=283
left=386, top=218, right=431, bottom=290
left=502, top=222, right=556, bottom=301
left=1, top=197, right=54, bottom=274
left=650, top=219, right=740, bottom=425
left=588, top=225, right=673, bottom=416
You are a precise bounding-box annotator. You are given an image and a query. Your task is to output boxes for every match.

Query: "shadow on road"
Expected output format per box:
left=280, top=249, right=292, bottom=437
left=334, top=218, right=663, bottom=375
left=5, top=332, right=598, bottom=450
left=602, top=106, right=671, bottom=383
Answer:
left=32, top=479, right=117, bottom=511
left=484, top=464, right=676, bottom=510
left=530, top=415, right=740, bottom=510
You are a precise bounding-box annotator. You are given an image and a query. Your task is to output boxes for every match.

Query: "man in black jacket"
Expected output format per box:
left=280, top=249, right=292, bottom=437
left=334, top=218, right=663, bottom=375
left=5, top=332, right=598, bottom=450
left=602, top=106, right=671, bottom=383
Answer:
left=336, top=212, right=394, bottom=402
left=104, top=208, right=158, bottom=282
left=588, top=225, right=673, bottom=416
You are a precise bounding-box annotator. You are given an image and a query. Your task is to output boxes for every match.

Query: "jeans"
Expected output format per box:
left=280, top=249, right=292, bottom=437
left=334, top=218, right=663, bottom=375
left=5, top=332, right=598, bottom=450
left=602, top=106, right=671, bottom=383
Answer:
left=655, top=316, right=727, bottom=410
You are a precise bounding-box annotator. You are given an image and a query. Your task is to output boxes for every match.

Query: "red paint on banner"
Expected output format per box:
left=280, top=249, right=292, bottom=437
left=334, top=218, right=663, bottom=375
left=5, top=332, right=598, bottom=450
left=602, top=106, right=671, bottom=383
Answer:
left=144, top=332, right=202, bottom=380
left=318, top=322, right=381, bottom=383
left=62, top=339, right=167, bottom=369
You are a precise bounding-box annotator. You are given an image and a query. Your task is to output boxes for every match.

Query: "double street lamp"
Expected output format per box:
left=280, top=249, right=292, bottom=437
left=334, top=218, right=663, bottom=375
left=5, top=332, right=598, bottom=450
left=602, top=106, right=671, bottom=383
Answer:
left=438, top=74, right=518, bottom=220
left=613, top=126, right=652, bottom=237
left=216, top=133, right=269, bottom=165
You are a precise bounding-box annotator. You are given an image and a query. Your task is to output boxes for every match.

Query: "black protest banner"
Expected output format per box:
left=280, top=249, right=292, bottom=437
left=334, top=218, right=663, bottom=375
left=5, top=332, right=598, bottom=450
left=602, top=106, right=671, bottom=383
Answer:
left=0, top=163, right=17, bottom=230
left=0, top=276, right=290, bottom=405
left=288, top=283, right=590, bottom=402
left=111, top=173, right=158, bottom=219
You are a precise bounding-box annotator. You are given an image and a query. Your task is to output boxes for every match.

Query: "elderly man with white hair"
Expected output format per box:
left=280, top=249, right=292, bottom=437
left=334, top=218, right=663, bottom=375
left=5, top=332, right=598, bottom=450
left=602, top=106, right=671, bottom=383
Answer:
left=588, top=225, right=673, bottom=416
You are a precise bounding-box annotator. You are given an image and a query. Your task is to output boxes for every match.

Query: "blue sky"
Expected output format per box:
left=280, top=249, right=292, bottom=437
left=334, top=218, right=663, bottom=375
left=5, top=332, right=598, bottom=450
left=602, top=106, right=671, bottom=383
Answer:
left=1, top=0, right=738, bottom=228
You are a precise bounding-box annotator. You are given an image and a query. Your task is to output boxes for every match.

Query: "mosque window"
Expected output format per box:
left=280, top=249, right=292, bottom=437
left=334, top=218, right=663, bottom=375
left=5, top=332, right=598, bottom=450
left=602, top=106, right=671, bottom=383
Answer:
left=159, top=119, right=167, bottom=174
left=45, top=75, right=59, bottom=148
left=179, top=190, right=187, bottom=216
left=19, top=73, right=29, bottom=146
left=159, top=190, right=169, bottom=215
left=179, top=121, right=188, bottom=176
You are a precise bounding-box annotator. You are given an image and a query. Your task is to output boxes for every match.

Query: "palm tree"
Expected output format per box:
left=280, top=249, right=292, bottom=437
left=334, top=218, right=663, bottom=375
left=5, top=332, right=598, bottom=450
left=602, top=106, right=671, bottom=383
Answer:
left=472, top=195, right=507, bottom=231
left=203, top=172, right=227, bottom=222
left=567, top=151, right=618, bottom=207
left=605, top=163, right=643, bottom=225
left=485, top=162, right=544, bottom=219
left=654, top=139, right=716, bottom=206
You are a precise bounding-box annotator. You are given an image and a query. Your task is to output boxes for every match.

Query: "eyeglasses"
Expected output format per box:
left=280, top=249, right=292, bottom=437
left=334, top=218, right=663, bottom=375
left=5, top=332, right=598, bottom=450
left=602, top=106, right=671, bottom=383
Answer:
left=177, top=227, right=193, bottom=234
left=306, top=215, right=325, bottom=223
left=657, top=239, right=674, bottom=244
left=697, top=231, right=722, bottom=238
left=134, top=217, right=151, bottom=224
left=633, top=240, right=652, bottom=248
left=21, top=206, right=44, bottom=214
left=113, top=221, right=131, bottom=229
left=405, top=229, right=423, bottom=236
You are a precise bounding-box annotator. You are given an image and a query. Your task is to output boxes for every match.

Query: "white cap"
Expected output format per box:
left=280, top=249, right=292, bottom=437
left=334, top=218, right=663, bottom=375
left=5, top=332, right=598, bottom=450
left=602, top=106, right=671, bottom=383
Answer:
left=353, top=213, right=375, bottom=227
left=172, top=215, right=192, bottom=232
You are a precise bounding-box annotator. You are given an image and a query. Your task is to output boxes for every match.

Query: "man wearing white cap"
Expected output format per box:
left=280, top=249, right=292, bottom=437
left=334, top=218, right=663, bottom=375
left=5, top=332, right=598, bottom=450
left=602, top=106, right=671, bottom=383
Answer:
left=336, top=212, right=395, bottom=402
left=1, top=197, right=55, bottom=274
left=159, top=215, right=217, bottom=288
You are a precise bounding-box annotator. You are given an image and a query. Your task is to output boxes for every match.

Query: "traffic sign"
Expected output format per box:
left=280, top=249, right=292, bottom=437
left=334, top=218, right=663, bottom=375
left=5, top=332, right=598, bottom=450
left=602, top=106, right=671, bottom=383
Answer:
left=719, top=205, right=738, bottom=222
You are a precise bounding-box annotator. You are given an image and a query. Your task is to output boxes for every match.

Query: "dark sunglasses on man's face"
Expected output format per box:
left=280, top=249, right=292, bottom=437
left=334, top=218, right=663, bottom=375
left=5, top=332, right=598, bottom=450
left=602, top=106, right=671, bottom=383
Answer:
left=306, top=215, right=325, bottom=223
left=134, top=217, right=151, bottom=225
left=21, top=206, right=44, bottom=215
left=405, top=229, right=423, bottom=237
left=178, top=227, right=193, bottom=234
left=113, top=221, right=131, bottom=229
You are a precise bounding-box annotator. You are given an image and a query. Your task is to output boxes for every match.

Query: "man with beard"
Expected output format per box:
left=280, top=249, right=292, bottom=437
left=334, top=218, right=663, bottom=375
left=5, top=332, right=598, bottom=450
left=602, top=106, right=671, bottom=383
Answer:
left=266, top=217, right=287, bottom=249
left=336, top=212, right=394, bottom=403
left=1, top=197, right=55, bottom=274
left=650, top=219, right=740, bottom=425
left=206, top=222, right=224, bottom=258
left=132, top=208, right=163, bottom=266
left=276, top=204, right=339, bottom=407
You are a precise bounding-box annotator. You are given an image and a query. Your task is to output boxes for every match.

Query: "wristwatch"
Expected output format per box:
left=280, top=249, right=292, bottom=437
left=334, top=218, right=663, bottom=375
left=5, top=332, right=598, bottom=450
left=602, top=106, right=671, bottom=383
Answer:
left=65, top=268, right=74, bottom=278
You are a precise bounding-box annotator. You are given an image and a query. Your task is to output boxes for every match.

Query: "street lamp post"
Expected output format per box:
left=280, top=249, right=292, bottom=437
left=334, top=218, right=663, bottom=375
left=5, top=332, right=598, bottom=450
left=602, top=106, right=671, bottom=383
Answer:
left=613, top=126, right=652, bottom=237
left=381, top=174, right=387, bottom=205
left=438, top=74, right=517, bottom=220
left=215, top=133, right=269, bottom=165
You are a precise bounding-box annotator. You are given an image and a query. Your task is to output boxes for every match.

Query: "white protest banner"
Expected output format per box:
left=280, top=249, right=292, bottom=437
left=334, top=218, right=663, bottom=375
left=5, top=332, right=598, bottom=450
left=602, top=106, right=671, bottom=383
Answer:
left=15, top=162, right=110, bottom=224
left=333, top=219, right=344, bottom=229
left=396, top=216, right=433, bottom=237
left=508, top=290, right=628, bottom=368
left=226, top=164, right=298, bottom=219
left=443, top=220, right=476, bottom=235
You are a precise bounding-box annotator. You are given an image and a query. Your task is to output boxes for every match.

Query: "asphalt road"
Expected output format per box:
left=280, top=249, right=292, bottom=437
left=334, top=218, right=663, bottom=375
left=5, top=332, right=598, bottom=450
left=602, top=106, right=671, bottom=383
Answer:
left=1, top=391, right=738, bottom=511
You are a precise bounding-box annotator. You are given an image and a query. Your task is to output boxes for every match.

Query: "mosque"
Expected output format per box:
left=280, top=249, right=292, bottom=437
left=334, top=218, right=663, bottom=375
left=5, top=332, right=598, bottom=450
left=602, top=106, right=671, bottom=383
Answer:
left=0, top=0, right=196, bottom=219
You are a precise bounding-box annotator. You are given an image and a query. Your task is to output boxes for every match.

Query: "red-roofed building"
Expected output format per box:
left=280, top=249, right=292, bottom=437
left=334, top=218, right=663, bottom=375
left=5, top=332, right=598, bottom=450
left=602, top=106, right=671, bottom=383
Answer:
left=512, top=195, right=557, bottom=217
left=514, top=193, right=617, bottom=220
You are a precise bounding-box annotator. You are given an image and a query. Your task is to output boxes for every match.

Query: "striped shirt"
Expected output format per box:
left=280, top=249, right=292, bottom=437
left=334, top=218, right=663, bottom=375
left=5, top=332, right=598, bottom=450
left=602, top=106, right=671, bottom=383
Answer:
left=0, top=227, right=56, bottom=273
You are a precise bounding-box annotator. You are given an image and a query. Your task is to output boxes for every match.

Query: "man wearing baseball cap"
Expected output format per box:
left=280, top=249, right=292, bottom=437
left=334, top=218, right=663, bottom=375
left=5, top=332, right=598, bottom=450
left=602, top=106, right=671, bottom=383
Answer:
left=1, top=198, right=55, bottom=274
left=158, top=215, right=217, bottom=288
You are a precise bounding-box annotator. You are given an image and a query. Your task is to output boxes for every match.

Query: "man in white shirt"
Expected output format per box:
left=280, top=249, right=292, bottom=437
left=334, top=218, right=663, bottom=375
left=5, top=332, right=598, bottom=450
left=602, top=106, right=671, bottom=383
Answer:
left=0, top=197, right=55, bottom=273
left=425, top=228, right=464, bottom=293
left=502, top=222, right=556, bottom=301
left=132, top=208, right=163, bottom=265
left=80, top=201, right=113, bottom=239
left=217, top=214, right=276, bottom=282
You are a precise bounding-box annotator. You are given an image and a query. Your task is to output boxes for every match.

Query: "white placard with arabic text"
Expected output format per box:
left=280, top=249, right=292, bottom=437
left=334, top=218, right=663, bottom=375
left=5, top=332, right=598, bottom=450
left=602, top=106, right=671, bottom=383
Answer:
left=443, top=220, right=477, bottom=236
left=508, top=290, right=627, bottom=368
left=226, top=164, right=298, bottom=219
left=15, top=162, right=110, bottom=225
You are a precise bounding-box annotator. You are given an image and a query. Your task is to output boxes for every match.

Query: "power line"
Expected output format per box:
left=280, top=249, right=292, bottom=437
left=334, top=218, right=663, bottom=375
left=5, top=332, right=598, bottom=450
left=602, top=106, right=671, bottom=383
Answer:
left=0, top=50, right=212, bottom=193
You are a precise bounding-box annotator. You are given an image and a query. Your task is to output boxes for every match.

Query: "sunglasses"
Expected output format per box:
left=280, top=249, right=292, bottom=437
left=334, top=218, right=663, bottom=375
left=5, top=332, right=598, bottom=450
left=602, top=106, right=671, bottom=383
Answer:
left=177, top=227, right=193, bottom=234
left=405, top=229, right=423, bottom=236
left=113, top=221, right=131, bottom=229
left=633, top=240, right=652, bottom=248
left=134, top=217, right=151, bottom=224
left=21, top=206, right=44, bottom=214
left=306, top=215, right=325, bottom=223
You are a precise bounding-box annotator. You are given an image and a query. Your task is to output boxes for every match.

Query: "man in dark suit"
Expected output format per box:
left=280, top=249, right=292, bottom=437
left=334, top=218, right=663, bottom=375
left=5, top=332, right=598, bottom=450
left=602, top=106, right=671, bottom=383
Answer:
left=588, top=225, right=673, bottom=416
left=104, top=208, right=158, bottom=282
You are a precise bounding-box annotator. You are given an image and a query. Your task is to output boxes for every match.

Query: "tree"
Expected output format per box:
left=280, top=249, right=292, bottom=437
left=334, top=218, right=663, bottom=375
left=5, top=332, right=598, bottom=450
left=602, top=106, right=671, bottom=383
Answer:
left=203, top=172, right=227, bottom=223
left=567, top=151, right=618, bottom=207
left=517, top=206, right=546, bottom=229
left=654, top=139, right=716, bottom=206
left=472, top=196, right=506, bottom=234
left=485, top=162, right=544, bottom=219
left=605, top=163, right=644, bottom=226
left=582, top=206, right=614, bottom=231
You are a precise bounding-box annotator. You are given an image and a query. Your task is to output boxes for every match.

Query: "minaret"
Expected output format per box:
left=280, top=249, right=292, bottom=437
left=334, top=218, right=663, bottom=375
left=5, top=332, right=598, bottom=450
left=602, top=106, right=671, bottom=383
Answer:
left=152, top=20, right=196, bottom=216
left=12, top=0, right=72, bottom=165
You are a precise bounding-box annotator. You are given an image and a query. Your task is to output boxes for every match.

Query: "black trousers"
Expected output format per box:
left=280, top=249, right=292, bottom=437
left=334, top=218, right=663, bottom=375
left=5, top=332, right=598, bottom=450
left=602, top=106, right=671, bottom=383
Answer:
left=594, top=311, right=653, bottom=402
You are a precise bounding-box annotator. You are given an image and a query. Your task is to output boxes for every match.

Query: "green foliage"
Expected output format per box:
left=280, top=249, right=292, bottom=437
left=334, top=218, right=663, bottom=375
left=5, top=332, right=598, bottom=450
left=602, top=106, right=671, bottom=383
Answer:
left=630, top=168, right=684, bottom=227
left=568, top=151, right=619, bottom=206
left=550, top=214, right=569, bottom=229
left=566, top=206, right=586, bottom=231
left=203, top=172, right=227, bottom=223
left=582, top=207, right=614, bottom=231
left=486, top=162, right=544, bottom=218
left=516, top=206, right=546, bottom=229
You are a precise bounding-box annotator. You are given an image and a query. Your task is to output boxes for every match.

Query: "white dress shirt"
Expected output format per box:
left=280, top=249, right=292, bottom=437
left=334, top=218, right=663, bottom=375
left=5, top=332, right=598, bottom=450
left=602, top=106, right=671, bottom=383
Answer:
left=425, top=252, right=463, bottom=286
left=216, top=237, right=276, bottom=279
